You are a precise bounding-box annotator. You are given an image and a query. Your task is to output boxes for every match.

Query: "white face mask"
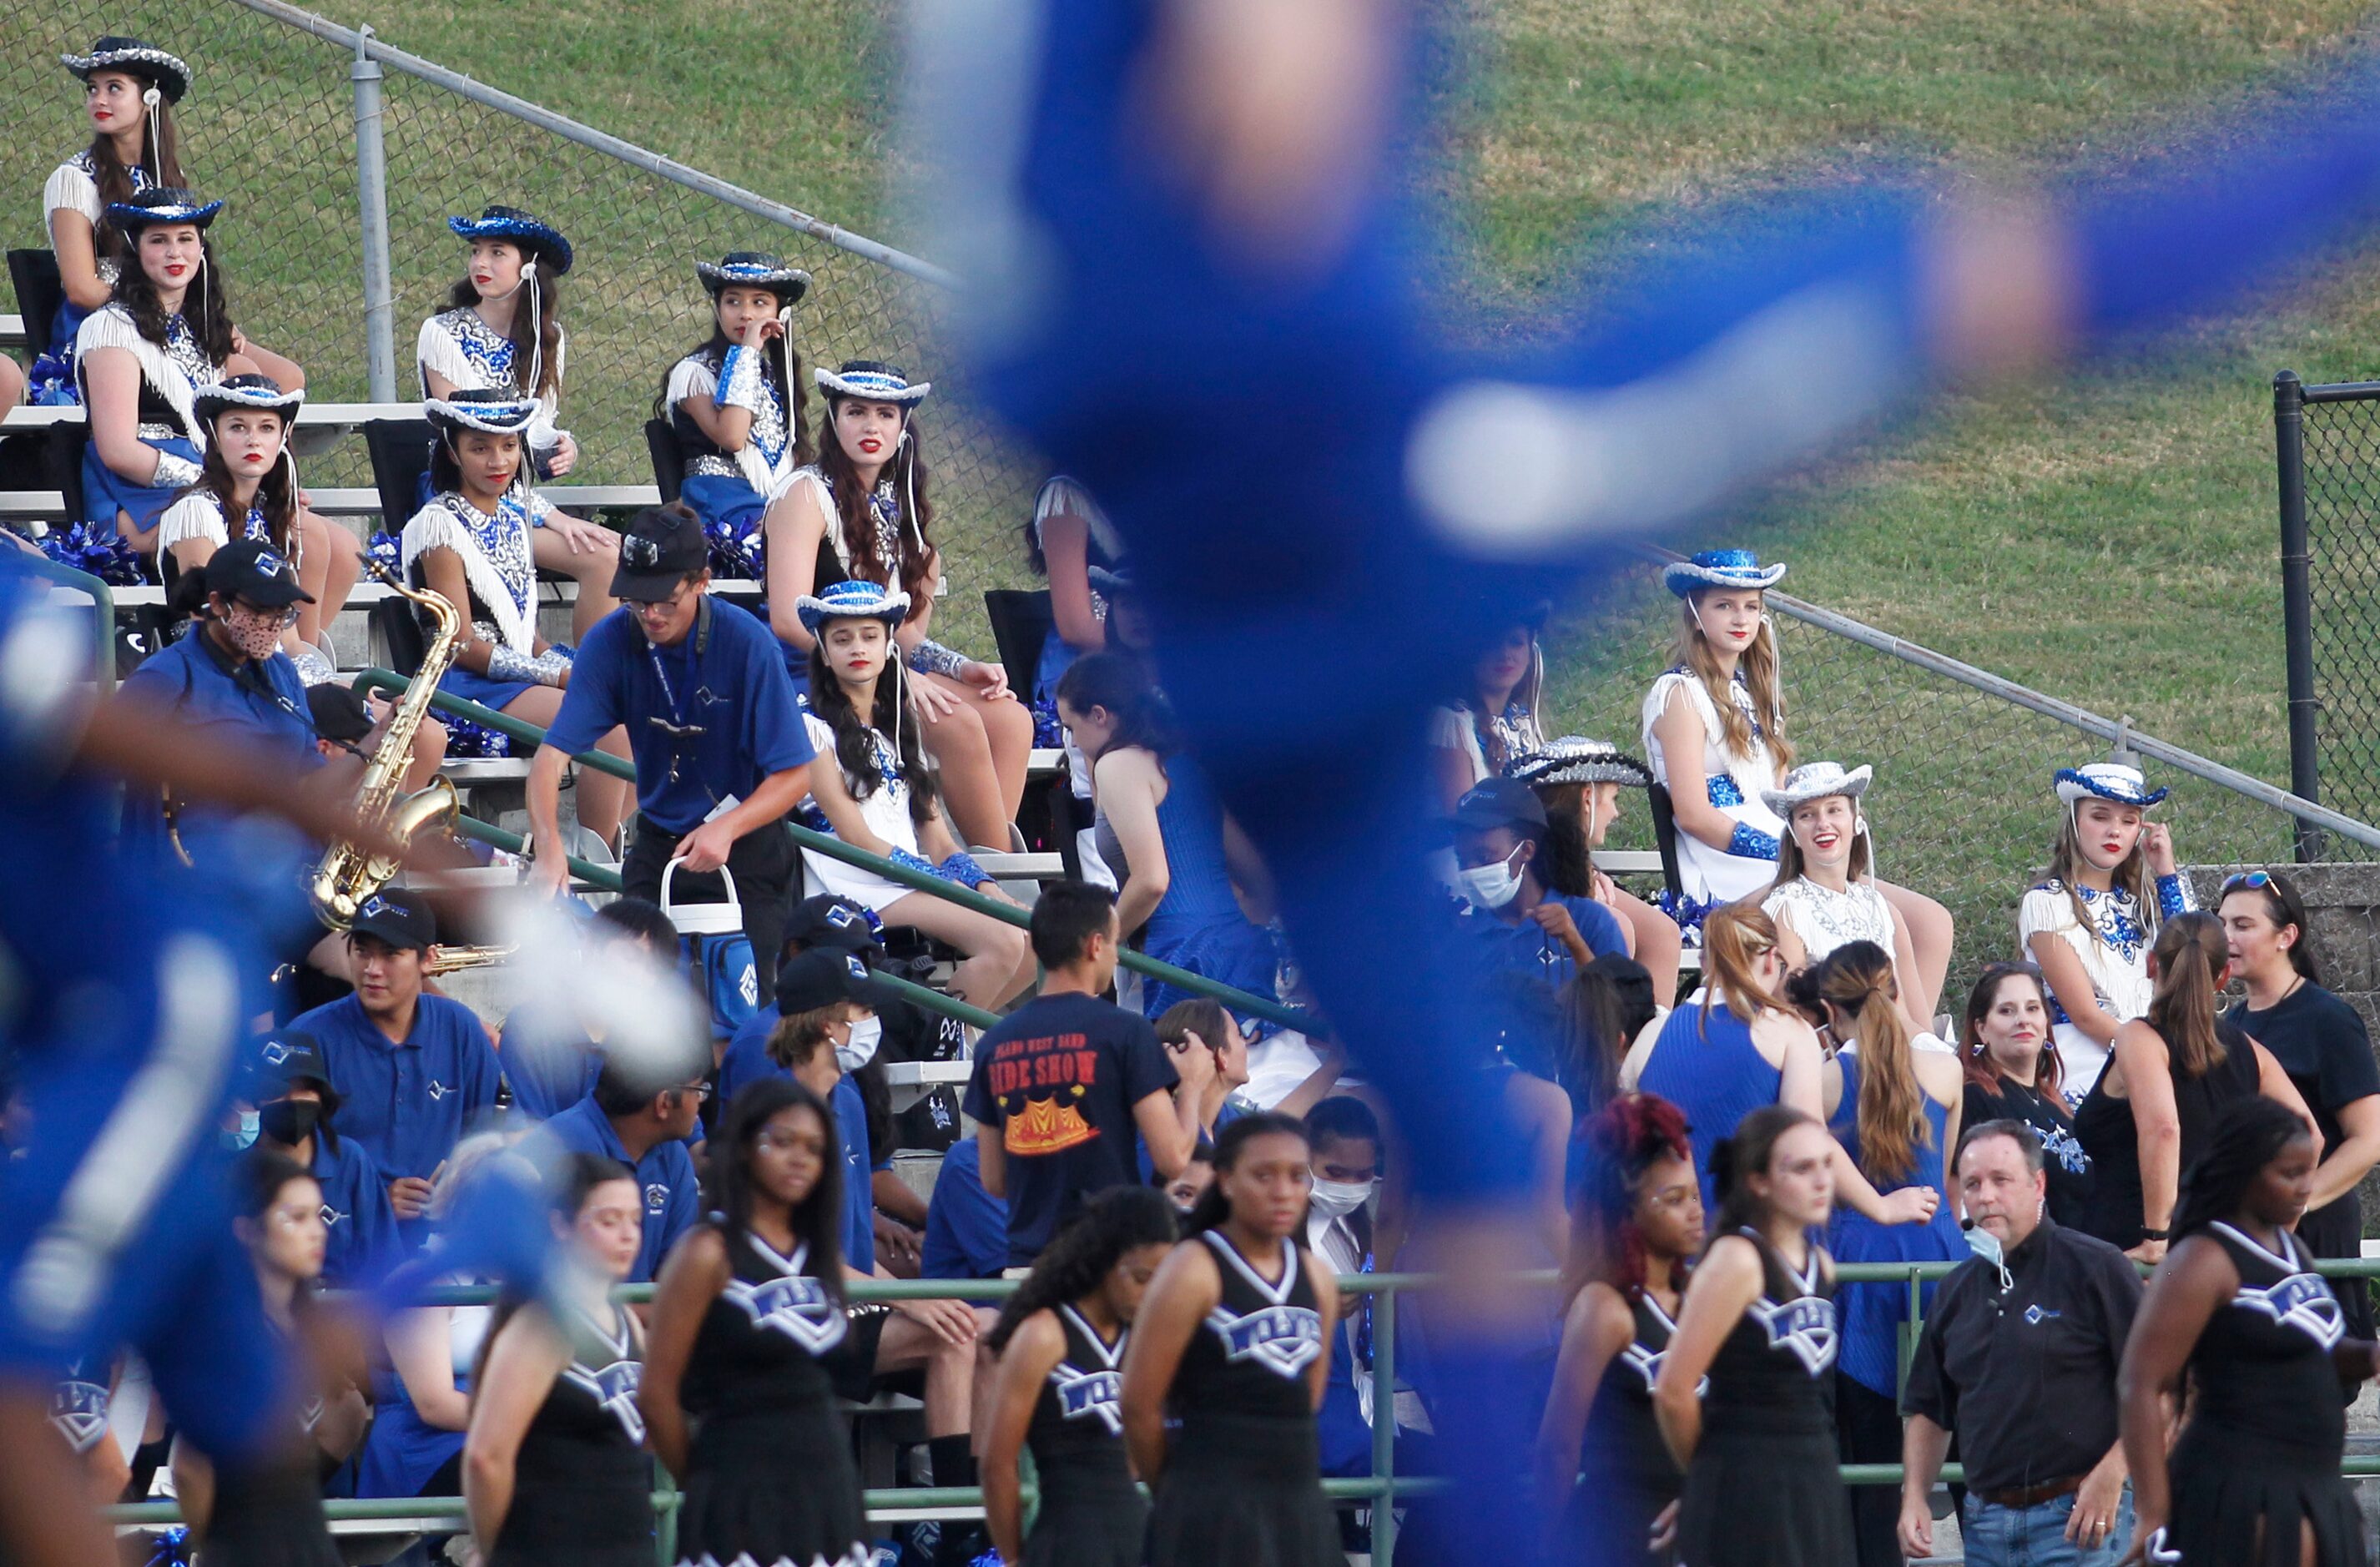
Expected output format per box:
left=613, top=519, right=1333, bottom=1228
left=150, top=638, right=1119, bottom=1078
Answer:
left=835, top=1014, right=882, bottom=1074
left=1455, top=848, right=1524, bottom=911
left=1308, top=1177, right=1377, bottom=1220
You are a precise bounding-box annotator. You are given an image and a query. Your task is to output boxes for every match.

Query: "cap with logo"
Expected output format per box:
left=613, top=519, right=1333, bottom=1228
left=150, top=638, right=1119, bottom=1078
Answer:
left=774, top=946, right=892, bottom=1016
left=350, top=889, right=437, bottom=952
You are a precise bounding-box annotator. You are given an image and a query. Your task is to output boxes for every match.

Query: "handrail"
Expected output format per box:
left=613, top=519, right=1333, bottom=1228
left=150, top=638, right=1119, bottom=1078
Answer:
left=358, top=669, right=1310, bottom=1031
left=14, top=553, right=117, bottom=693
left=445, top=811, right=1002, bottom=1032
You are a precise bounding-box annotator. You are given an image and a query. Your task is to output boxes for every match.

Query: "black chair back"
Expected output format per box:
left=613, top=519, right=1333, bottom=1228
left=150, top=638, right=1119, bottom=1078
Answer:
left=363, top=418, right=435, bottom=540
left=7, top=249, right=65, bottom=357
left=1645, top=781, right=1687, bottom=910
left=44, top=423, right=90, bottom=531
left=982, top=587, right=1055, bottom=694
left=371, top=593, right=428, bottom=678
left=643, top=417, right=684, bottom=504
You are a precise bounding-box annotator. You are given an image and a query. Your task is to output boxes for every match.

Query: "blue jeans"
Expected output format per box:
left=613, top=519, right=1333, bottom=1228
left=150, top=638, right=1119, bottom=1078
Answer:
left=1961, top=1487, right=2134, bottom=1567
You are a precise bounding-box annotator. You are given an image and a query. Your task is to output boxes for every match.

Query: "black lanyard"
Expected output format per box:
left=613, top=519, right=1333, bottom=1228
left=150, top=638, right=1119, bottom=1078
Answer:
left=643, top=597, right=714, bottom=787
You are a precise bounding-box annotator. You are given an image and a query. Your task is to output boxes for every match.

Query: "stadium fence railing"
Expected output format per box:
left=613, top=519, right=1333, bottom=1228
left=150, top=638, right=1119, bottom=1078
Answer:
left=93, top=1259, right=2380, bottom=1565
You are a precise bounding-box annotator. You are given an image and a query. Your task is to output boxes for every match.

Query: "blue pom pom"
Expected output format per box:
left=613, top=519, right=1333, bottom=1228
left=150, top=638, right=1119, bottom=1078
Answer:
left=366, top=530, right=402, bottom=574
left=703, top=516, right=764, bottom=579
left=1028, top=697, right=1065, bottom=749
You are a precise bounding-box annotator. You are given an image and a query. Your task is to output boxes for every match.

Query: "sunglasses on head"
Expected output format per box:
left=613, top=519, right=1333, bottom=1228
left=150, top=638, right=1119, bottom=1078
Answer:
left=2221, top=870, right=2277, bottom=894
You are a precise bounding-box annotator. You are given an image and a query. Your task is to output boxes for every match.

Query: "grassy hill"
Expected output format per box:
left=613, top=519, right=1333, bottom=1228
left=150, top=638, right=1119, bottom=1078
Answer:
left=12, top=0, right=2380, bottom=968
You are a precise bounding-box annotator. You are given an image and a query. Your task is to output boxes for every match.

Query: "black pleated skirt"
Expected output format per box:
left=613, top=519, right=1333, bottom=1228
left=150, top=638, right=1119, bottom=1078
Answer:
left=194, top=1463, right=342, bottom=1567
left=1144, top=1412, right=1339, bottom=1567
left=673, top=1404, right=871, bottom=1567
left=2167, top=1428, right=2366, bottom=1567
left=1674, top=1423, right=1851, bottom=1567
left=1024, top=1471, right=1148, bottom=1567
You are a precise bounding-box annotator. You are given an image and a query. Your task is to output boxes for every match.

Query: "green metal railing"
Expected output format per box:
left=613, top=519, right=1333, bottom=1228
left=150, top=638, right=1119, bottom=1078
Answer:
left=355, top=668, right=1308, bottom=1032
left=17, top=554, right=117, bottom=692
left=90, top=1258, right=2380, bottom=1562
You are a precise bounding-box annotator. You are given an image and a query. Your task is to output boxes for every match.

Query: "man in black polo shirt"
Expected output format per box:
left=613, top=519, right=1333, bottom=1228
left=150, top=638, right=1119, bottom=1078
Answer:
left=1900, top=1120, right=2143, bottom=1567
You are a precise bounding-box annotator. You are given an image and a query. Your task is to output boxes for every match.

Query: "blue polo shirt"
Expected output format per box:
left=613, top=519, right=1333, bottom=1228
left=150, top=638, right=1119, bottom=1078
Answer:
left=920, top=1137, right=1008, bottom=1282
left=308, top=1129, right=402, bottom=1287
left=532, top=1096, right=700, bottom=1284
left=117, top=628, right=320, bottom=875
left=291, top=993, right=504, bottom=1187
left=542, top=598, right=814, bottom=835
left=830, top=1075, right=880, bottom=1275
left=497, top=1005, right=605, bottom=1121
left=1447, top=891, right=1629, bottom=991
left=715, top=1003, right=780, bottom=1110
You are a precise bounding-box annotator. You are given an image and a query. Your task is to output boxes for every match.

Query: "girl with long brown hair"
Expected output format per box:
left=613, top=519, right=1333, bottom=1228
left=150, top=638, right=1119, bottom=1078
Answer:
left=1429, top=608, right=1547, bottom=809
left=1510, top=735, right=1685, bottom=1009
left=2021, top=763, right=2197, bottom=1106
left=31, top=37, right=189, bottom=406
left=660, top=253, right=813, bottom=543
left=2072, top=911, right=2315, bottom=1262
left=762, top=360, right=1034, bottom=849
left=1811, top=941, right=1962, bottom=1567
left=419, top=205, right=620, bottom=642
left=1959, top=961, right=2095, bottom=1227
left=1534, top=1092, right=1705, bottom=1564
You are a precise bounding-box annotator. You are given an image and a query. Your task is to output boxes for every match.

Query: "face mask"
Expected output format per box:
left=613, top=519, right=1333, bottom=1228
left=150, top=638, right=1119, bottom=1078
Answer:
left=835, top=1014, right=882, bottom=1074
left=221, top=603, right=287, bottom=660
left=1455, top=849, right=1524, bottom=911
left=226, top=1109, right=260, bottom=1151
left=259, top=1099, right=320, bottom=1147
left=1309, top=1177, right=1377, bottom=1220
left=1964, top=1221, right=2013, bottom=1289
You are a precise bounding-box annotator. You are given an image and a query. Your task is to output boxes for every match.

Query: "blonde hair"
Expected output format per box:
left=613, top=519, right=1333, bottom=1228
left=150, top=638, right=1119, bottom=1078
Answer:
left=1819, top=942, right=1926, bottom=1183
left=2045, top=807, right=2157, bottom=948
left=1699, top=905, right=1781, bottom=1034
left=1674, top=592, right=1793, bottom=772
left=2146, top=913, right=2230, bottom=1081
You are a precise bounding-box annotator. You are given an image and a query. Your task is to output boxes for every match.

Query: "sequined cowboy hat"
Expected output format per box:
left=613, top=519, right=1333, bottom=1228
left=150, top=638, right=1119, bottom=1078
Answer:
left=446, top=204, right=573, bottom=276
left=2054, top=763, right=2169, bottom=809
left=814, top=360, right=930, bottom=405
left=63, top=36, right=192, bottom=103
left=1760, top=760, right=1873, bottom=819
left=107, top=186, right=221, bottom=234
left=194, top=373, right=303, bottom=427
left=795, top=577, right=911, bottom=632
left=697, top=251, right=812, bottom=305
left=1662, top=548, right=1787, bottom=597
left=425, top=388, right=542, bottom=436
left=1505, top=736, right=1652, bottom=791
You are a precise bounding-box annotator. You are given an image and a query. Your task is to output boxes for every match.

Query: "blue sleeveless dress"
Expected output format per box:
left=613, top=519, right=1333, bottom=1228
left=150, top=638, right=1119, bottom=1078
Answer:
left=1138, top=753, right=1278, bottom=1020
left=1825, top=1052, right=1963, bottom=1398
left=1635, top=996, right=1783, bottom=1215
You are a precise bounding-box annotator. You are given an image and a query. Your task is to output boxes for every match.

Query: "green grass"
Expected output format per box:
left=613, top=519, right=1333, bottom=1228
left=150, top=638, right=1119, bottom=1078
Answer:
left=12, top=0, right=2380, bottom=965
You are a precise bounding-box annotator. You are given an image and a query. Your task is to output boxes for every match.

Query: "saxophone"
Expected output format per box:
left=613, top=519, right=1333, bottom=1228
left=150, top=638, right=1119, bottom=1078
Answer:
left=310, top=563, right=466, bottom=930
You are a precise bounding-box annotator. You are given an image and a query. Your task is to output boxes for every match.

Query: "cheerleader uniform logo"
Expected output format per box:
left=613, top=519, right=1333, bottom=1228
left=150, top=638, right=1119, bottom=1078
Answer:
left=726, top=1274, right=848, bottom=1356
left=1205, top=1303, right=1325, bottom=1378
left=1619, top=1341, right=1708, bottom=1398
left=48, top=1377, right=108, bottom=1453
left=563, top=1358, right=647, bottom=1444
left=2236, top=1272, right=2345, bottom=1349
left=1052, top=1366, right=1126, bottom=1433
left=1750, top=1294, right=1838, bottom=1375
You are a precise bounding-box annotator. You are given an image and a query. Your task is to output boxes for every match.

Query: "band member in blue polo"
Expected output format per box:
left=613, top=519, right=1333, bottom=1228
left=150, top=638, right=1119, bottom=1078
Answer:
left=527, top=502, right=815, bottom=986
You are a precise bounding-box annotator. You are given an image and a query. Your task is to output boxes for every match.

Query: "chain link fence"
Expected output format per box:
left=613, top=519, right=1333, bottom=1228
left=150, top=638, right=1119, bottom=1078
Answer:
left=2277, top=372, right=2380, bottom=849
left=1545, top=559, right=2346, bottom=995
left=2, top=0, right=1041, bottom=652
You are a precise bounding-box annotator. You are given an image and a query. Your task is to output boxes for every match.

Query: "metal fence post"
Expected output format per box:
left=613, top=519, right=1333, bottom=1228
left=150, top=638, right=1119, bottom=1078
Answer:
left=1371, top=1284, right=1399, bottom=1567
left=351, top=27, right=397, bottom=403
left=2274, top=370, right=2324, bottom=863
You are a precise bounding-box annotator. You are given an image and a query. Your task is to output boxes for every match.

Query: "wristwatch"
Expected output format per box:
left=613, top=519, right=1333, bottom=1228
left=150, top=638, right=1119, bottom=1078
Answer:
left=2140, top=1227, right=2170, bottom=1242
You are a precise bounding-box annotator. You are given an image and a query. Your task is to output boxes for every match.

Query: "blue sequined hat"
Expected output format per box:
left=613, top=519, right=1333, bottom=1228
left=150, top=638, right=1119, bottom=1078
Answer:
left=63, top=36, right=192, bottom=103
left=795, top=577, right=911, bottom=632
left=107, top=186, right=220, bottom=234
left=815, top=360, right=930, bottom=405
left=2055, top=763, right=2169, bottom=809
left=194, top=373, right=303, bottom=427
left=697, top=251, right=812, bottom=305
left=1661, top=548, right=1787, bottom=597
left=446, top=204, right=573, bottom=275
left=425, top=387, right=541, bottom=436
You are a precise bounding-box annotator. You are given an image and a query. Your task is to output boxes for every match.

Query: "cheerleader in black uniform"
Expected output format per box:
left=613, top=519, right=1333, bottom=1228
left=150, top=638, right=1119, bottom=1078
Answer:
left=2117, top=1096, right=2380, bottom=1567
left=1533, top=1093, right=1705, bottom=1564
left=1121, top=1112, right=1343, bottom=1567
left=981, top=1186, right=1181, bottom=1567
left=1654, top=1105, right=1851, bottom=1567
left=465, top=1155, right=652, bottom=1567
left=638, top=1079, right=871, bottom=1567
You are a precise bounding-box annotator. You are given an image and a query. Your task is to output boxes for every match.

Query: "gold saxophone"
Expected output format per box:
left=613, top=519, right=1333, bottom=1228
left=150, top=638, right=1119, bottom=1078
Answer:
left=310, top=563, right=466, bottom=931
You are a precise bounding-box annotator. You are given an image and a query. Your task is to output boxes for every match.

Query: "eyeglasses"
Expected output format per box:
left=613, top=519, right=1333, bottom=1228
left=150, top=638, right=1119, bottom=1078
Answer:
left=2221, top=871, right=2276, bottom=894
left=670, top=1082, right=713, bottom=1102
left=232, top=598, right=302, bottom=629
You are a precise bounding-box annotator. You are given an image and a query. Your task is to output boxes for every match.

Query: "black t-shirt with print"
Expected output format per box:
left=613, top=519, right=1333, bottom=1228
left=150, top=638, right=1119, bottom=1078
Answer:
left=964, top=992, right=1177, bottom=1266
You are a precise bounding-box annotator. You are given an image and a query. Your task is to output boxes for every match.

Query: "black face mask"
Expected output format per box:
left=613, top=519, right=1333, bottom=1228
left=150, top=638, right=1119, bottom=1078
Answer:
left=259, top=1099, right=321, bottom=1148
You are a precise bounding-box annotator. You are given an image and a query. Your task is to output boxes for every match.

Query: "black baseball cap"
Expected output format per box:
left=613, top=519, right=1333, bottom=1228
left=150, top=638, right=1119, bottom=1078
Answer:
left=255, top=1030, right=344, bottom=1109
left=774, top=947, right=891, bottom=1016
left=306, top=683, right=375, bottom=744
left=786, top=894, right=880, bottom=955
left=350, top=888, right=437, bottom=952
left=1450, top=777, right=1548, bottom=834
left=207, top=538, right=315, bottom=609
left=609, top=504, right=708, bottom=601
